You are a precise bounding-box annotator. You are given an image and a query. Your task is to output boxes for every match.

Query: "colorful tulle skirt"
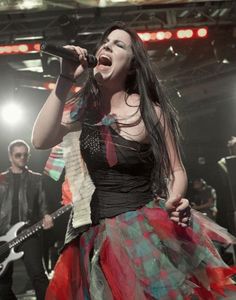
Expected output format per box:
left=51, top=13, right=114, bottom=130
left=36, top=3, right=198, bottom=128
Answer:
left=46, top=199, right=236, bottom=300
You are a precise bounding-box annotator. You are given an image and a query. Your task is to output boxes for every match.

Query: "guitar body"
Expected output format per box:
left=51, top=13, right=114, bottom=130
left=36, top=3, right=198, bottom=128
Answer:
left=0, top=204, right=72, bottom=278
left=0, top=222, right=26, bottom=277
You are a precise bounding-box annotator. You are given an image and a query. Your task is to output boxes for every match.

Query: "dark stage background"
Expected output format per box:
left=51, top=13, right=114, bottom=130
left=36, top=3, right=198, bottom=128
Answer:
left=0, top=0, right=235, bottom=297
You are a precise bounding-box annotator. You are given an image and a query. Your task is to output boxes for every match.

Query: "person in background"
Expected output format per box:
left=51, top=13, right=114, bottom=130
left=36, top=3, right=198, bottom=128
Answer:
left=32, top=22, right=236, bottom=299
left=227, top=136, right=236, bottom=156
left=190, top=178, right=217, bottom=220
left=218, top=136, right=236, bottom=175
left=0, top=139, right=53, bottom=300
left=217, top=136, right=236, bottom=241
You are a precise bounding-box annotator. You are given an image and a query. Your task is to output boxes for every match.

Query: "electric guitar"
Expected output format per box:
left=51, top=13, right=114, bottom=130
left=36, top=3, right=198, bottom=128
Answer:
left=0, top=204, right=72, bottom=277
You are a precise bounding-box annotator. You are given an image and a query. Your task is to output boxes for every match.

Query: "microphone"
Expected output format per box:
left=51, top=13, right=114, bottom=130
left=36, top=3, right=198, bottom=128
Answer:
left=40, top=42, right=97, bottom=68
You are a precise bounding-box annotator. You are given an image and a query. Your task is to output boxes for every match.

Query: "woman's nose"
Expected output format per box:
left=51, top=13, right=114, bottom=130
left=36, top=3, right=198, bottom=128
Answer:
left=103, top=42, right=112, bottom=51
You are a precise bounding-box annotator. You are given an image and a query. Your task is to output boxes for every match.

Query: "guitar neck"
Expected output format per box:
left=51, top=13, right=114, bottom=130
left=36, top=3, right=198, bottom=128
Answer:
left=9, top=204, right=72, bottom=249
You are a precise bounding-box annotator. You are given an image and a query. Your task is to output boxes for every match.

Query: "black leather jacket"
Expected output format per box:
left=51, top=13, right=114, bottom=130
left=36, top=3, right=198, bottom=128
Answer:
left=0, top=168, right=48, bottom=235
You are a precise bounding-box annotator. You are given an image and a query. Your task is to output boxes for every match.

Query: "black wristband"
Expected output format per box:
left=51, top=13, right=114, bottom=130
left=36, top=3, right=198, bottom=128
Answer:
left=59, top=73, right=76, bottom=83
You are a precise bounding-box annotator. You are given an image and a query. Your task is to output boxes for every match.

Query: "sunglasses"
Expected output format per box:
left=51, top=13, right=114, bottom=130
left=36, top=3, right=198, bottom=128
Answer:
left=14, top=152, right=29, bottom=159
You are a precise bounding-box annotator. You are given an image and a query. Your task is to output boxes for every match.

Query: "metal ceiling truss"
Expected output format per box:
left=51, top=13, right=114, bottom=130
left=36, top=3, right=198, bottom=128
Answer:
left=0, top=0, right=235, bottom=106
left=0, top=1, right=235, bottom=45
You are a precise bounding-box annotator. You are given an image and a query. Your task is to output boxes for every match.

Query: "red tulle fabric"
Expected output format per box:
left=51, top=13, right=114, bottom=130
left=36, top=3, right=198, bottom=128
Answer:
left=46, top=240, right=83, bottom=300
left=46, top=203, right=236, bottom=300
left=189, top=266, right=236, bottom=300
left=100, top=238, right=138, bottom=300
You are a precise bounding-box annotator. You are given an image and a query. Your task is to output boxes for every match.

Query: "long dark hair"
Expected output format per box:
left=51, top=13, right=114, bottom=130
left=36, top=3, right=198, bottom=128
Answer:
left=76, top=22, right=182, bottom=197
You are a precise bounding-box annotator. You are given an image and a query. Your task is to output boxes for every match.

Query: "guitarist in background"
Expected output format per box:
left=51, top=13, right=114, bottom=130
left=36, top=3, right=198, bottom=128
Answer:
left=0, top=139, right=53, bottom=300
left=190, top=178, right=218, bottom=221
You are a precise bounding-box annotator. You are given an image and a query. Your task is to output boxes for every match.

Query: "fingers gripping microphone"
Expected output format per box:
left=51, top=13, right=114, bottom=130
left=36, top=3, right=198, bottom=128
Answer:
left=40, top=42, right=97, bottom=68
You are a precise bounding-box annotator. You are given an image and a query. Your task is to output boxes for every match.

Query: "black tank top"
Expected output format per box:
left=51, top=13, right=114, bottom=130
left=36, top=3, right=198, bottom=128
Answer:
left=80, top=115, right=154, bottom=224
left=65, top=112, right=155, bottom=243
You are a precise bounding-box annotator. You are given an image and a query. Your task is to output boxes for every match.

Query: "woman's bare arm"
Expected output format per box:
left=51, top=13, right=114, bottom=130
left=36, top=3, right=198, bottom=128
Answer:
left=31, top=77, right=74, bottom=149
left=32, top=45, right=89, bottom=149
left=154, top=105, right=189, bottom=226
left=154, top=105, right=187, bottom=198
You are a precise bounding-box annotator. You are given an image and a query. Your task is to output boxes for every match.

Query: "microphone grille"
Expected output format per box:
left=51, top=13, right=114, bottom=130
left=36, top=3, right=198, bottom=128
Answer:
left=87, top=55, right=97, bottom=68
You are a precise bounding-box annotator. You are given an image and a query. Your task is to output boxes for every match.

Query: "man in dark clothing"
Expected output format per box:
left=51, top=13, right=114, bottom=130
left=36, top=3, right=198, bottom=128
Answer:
left=0, top=139, right=53, bottom=300
left=217, top=136, right=236, bottom=234
left=190, top=178, right=217, bottom=220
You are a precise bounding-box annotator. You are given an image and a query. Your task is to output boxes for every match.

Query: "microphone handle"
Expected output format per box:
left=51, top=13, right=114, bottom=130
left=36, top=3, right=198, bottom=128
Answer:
left=40, top=42, right=97, bottom=68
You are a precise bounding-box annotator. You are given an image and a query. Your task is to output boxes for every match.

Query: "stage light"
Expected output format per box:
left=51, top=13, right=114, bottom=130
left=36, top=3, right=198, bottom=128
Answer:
left=177, top=91, right=182, bottom=98
left=0, top=43, right=40, bottom=55
left=164, top=31, right=172, bottom=40
left=197, top=28, right=208, bottom=38
left=141, top=32, right=152, bottom=42
left=185, top=29, right=193, bottom=38
left=138, top=27, right=208, bottom=42
left=17, top=0, right=43, bottom=10
left=0, top=27, right=209, bottom=58
left=1, top=103, right=24, bottom=126
left=176, top=30, right=186, bottom=39
left=156, top=31, right=165, bottom=41
left=176, top=29, right=193, bottom=39
left=18, top=44, right=29, bottom=52
left=222, top=58, right=230, bottom=64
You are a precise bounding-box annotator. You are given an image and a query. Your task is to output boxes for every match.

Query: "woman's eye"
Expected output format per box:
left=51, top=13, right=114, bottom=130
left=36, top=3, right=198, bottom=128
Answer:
left=116, top=42, right=124, bottom=48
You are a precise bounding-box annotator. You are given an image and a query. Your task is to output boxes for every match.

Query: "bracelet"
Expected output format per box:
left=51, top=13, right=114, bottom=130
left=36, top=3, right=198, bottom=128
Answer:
left=59, top=73, right=76, bottom=83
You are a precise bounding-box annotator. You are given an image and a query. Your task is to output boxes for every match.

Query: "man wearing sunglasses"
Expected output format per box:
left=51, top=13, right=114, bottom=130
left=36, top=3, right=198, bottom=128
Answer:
left=0, top=139, right=53, bottom=300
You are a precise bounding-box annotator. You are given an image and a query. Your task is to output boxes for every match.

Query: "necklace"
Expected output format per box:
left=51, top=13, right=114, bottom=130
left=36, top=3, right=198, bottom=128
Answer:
left=100, top=107, right=140, bottom=126
left=97, top=92, right=139, bottom=126
left=101, top=114, right=117, bottom=126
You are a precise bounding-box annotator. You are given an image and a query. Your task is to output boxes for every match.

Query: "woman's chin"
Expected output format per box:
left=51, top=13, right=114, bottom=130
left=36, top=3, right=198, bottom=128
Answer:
left=94, top=71, right=112, bottom=85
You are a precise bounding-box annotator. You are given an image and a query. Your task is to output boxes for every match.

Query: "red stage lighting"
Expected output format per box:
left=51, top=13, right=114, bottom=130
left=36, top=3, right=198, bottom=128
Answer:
left=197, top=28, right=208, bottom=38
left=0, top=43, right=40, bottom=55
left=138, top=27, right=208, bottom=42
left=0, top=28, right=209, bottom=57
